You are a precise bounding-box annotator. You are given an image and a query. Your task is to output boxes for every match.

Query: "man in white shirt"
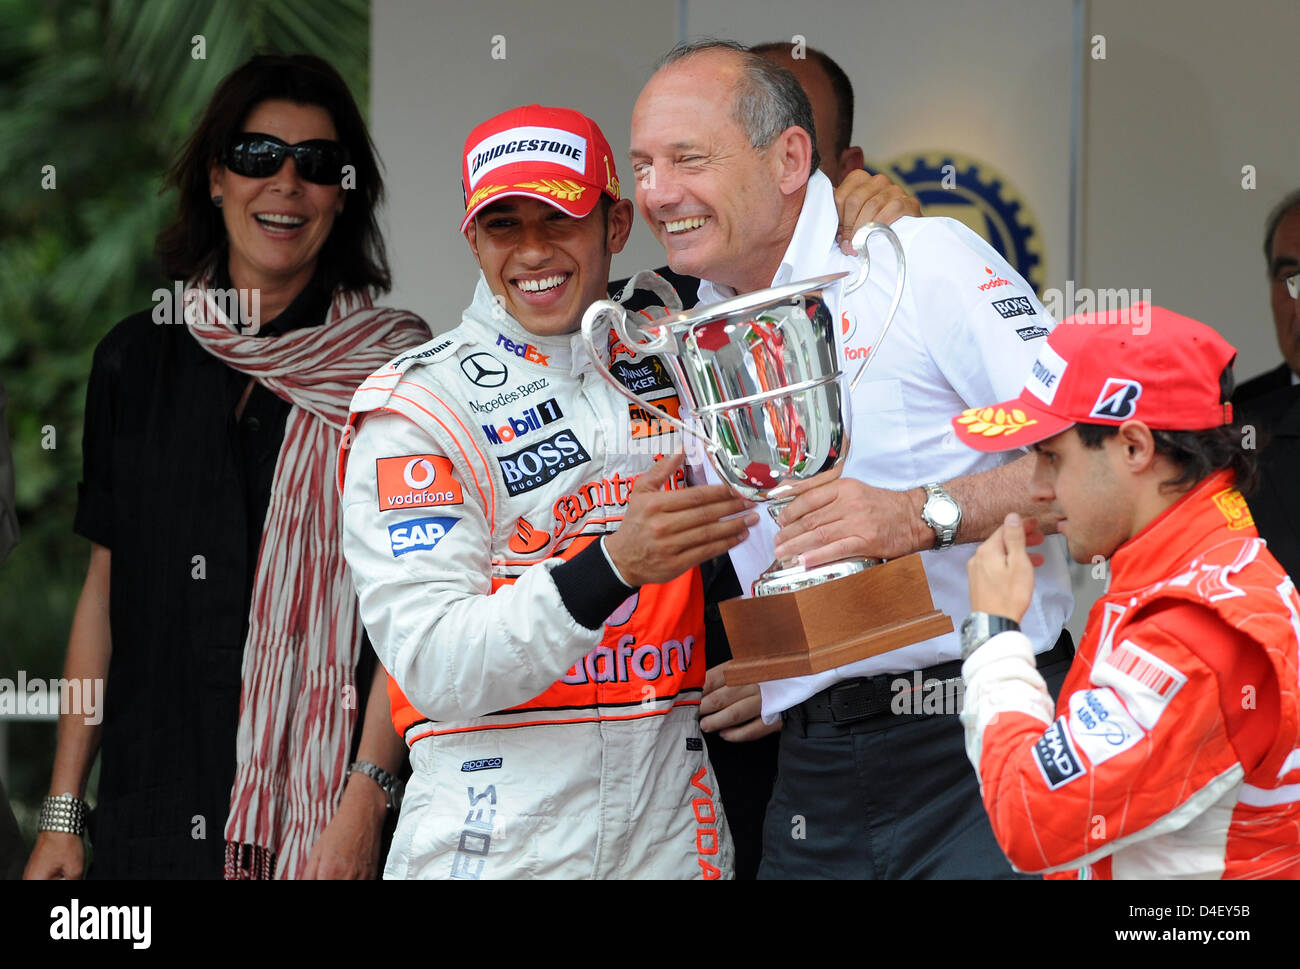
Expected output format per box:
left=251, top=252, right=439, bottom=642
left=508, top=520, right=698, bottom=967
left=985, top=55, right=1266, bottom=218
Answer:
left=629, top=39, right=1074, bottom=878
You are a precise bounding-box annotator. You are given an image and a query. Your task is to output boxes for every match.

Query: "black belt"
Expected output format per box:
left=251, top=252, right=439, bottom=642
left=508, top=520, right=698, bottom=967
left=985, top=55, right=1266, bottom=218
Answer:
left=794, top=629, right=1074, bottom=727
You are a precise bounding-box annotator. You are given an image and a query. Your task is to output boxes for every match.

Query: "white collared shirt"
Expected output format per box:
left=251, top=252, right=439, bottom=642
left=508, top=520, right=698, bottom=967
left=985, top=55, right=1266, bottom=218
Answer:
left=696, top=171, right=1074, bottom=721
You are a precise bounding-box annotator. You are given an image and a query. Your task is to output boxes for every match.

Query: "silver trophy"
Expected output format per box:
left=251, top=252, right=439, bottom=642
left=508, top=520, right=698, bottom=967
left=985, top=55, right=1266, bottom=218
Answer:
left=582, top=224, right=905, bottom=597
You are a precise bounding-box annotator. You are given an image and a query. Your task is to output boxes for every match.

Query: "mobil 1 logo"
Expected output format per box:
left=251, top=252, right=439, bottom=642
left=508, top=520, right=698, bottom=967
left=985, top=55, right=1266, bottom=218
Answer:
left=481, top=397, right=563, bottom=446
left=498, top=429, right=591, bottom=496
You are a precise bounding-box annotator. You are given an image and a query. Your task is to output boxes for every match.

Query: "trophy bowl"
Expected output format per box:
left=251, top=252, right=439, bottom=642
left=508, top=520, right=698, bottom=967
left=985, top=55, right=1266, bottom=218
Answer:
left=581, top=224, right=905, bottom=597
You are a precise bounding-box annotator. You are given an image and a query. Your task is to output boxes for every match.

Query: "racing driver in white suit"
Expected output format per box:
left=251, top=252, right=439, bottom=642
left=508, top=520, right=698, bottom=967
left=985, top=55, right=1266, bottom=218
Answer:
left=338, top=105, right=759, bottom=878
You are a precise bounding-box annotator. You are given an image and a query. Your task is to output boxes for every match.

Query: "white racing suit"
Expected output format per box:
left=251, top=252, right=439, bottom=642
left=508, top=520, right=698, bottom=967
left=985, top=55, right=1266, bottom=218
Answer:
left=339, top=275, right=733, bottom=879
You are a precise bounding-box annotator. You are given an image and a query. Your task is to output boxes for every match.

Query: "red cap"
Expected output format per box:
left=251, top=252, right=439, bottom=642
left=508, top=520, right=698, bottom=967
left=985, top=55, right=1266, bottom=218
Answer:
left=460, top=105, right=621, bottom=232
left=952, top=302, right=1237, bottom=452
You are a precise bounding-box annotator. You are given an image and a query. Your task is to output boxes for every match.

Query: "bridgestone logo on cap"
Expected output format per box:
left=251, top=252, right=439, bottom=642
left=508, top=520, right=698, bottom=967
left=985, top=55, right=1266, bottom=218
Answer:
left=466, top=125, right=587, bottom=190
left=1025, top=343, right=1068, bottom=406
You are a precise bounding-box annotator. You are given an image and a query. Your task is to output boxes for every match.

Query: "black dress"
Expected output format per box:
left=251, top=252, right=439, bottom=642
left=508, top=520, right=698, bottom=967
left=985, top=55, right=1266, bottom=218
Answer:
left=76, top=272, right=377, bottom=878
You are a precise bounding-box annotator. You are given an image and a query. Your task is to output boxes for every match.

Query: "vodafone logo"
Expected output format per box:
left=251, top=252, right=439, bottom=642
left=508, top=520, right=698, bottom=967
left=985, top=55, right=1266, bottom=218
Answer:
left=978, top=267, right=1013, bottom=291
left=840, top=311, right=857, bottom=342
left=844, top=344, right=872, bottom=361
left=375, top=454, right=463, bottom=512
left=403, top=458, right=437, bottom=490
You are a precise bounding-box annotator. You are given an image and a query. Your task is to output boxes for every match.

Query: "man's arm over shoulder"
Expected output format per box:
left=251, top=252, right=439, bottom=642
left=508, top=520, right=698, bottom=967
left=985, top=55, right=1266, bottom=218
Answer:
left=340, top=410, right=607, bottom=721
left=962, top=603, right=1267, bottom=874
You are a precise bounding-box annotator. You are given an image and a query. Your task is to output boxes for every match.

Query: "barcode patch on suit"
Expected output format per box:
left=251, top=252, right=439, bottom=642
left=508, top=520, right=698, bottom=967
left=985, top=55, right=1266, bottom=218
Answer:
left=685, top=737, right=703, bottom=751
left=1109, top=642, right=1185, bottom=698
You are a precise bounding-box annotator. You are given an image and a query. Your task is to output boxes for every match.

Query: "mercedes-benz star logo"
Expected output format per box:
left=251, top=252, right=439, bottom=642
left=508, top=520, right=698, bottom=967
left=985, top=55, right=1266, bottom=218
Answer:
left=460, top=352, right=508, bottom=388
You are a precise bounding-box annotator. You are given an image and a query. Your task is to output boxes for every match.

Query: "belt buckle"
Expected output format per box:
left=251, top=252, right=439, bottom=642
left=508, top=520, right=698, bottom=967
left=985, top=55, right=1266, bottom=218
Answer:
left=827, top=678, right=877, bottom=725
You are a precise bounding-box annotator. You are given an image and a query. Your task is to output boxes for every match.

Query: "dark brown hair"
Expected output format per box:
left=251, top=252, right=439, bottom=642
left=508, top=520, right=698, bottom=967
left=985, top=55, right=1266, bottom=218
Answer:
left=155, top=53, right=391, bottom=294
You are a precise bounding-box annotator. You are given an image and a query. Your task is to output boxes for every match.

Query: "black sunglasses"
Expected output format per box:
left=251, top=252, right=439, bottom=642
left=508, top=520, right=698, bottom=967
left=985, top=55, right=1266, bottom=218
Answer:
left=224, top=133, right=350, bottom=185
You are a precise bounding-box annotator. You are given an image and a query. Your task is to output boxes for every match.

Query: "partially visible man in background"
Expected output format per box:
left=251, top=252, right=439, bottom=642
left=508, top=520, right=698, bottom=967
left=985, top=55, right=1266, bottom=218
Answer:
left=1232, top=189, right=1300, bottom=579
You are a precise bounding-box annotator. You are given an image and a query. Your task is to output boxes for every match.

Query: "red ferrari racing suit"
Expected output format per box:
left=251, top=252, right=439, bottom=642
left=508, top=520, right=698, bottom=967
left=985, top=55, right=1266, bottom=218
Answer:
left=339, top=276, right=732, bottom=879
left=962, top=471, right=1300, bottom=878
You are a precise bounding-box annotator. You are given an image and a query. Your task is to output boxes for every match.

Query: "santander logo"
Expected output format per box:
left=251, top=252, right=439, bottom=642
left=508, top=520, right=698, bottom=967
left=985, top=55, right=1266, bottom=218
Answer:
left=978, top=267, right=1012, bottom=291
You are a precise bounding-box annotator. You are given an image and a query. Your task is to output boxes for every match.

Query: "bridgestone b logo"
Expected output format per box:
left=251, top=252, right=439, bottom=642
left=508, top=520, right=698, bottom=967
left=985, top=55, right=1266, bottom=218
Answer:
left=497, top=430, right=591, bottom=496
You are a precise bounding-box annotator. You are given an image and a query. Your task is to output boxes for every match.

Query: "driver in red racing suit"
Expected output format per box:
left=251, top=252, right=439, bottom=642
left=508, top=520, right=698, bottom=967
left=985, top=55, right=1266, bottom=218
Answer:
left=954, top=303, right=1300, bottom=879
left=338, top=106, right=758, bottom=878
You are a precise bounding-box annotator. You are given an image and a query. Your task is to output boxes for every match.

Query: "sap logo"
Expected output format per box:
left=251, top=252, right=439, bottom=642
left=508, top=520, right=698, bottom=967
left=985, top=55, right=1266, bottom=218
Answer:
left=991, top=296, right=1035, bottom=319
left=1089, top=378, right=1142, bottom=420
left=496, top=333, right=550, bottom=367
left=498, top=430, right=591, bottom=496
left=481, top=397, right=563, bottom=445
left=388, top=516, right=459, bottom=556
left=461, top=757, right=503, bottom=772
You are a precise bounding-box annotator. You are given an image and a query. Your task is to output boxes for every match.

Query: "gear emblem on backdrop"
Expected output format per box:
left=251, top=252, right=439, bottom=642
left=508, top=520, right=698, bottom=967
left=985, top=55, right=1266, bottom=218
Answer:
left=876, top=152, right=1045, bottom=298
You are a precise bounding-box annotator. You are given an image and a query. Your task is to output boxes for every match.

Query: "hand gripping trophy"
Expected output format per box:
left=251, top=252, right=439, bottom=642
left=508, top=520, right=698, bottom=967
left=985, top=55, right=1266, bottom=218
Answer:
left=582, top=225, right=952, bottom=683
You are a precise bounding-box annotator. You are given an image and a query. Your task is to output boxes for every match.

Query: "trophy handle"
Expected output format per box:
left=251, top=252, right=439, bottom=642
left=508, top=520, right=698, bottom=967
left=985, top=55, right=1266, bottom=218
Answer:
left=842, top=222, right=906, bottom=392
left=580, top=299, right=718, bottom=454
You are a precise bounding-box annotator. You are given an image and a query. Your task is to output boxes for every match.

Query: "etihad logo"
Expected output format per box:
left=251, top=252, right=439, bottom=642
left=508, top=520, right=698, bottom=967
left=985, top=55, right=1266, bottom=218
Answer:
left=496, top=333, right=550, bottom=367
left=376, top=455, right=463, bottom=511
left=551, top=459, right=687, bottom=535
left=508, top=516, right=551, bottom=555
left=978, top=266, right=1013, bottom=291
left=481, top=397, right=563, bottom=445
left=465, top=125, right=587, bottom=189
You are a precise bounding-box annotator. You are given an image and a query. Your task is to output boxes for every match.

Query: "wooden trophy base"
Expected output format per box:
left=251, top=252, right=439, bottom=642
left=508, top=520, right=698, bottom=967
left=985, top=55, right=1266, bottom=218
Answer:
left=718, top=553, right=953, bottom=685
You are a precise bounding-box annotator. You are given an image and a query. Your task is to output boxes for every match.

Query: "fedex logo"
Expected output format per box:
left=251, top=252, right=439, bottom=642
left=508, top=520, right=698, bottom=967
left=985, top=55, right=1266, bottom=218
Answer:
left=496, top=333, right=550, bottom=367
left=388, top=516, right=458, bottom=556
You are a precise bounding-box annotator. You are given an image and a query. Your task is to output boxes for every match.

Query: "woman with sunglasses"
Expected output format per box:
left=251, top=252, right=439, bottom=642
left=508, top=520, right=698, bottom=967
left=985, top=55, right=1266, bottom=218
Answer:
left=25, top=54, right=430, bottom=880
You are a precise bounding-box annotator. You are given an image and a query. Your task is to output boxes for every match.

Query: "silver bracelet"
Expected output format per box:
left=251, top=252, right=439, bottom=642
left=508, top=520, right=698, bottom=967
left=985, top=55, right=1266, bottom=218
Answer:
left=38, top=793, right=88, bottom=835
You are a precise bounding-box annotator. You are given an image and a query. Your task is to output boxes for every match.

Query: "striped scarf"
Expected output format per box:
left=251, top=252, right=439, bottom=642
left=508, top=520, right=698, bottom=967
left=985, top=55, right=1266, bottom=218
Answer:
left=184, top=279, right=430, bottom=879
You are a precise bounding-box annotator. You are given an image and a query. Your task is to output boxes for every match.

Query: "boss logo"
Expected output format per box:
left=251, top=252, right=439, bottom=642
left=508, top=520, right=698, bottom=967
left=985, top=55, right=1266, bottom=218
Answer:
left=991, top=295, right=1035, bottom=319
left=497, top=430, right=591, bottom=496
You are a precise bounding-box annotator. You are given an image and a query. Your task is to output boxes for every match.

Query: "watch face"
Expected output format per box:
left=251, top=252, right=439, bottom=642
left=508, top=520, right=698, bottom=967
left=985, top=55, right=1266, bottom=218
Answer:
left=928, top=497, right=960, bottom=528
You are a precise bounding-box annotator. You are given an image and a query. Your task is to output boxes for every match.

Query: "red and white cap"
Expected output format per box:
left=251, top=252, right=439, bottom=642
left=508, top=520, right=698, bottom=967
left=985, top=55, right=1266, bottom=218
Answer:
left=459, top=104, right=621, bottom=232
left=951, top=302, right=1237, bottom=452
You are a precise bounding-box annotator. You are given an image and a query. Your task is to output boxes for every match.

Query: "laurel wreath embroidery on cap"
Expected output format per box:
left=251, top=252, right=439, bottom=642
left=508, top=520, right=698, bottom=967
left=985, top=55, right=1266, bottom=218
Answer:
left=466, top=183, right=509, bottom=210
left=516, top=178, right=586, bottom=201
left=956, top=406, right=1038, bottom=436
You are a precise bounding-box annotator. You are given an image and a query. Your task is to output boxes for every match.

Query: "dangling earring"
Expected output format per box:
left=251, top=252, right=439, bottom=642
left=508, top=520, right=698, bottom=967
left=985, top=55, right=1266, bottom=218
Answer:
left=212, top=195, right=224, bottom=208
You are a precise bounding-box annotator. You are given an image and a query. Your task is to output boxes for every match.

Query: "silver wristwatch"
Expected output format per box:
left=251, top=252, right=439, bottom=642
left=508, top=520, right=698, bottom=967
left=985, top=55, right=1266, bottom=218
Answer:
left=960, top=612, right=1021, bottom=660
left=920, top=482, right=962, bottom=549
left=347, top=761, right=404, bottom=813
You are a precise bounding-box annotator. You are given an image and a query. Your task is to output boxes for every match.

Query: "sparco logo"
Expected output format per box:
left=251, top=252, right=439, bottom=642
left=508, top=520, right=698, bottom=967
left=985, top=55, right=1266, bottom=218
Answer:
left=461, top=352, right=508, bottom=387
left=496, top=332, right=550, bottom=367
left=498, top=430, right=591, bottom=496
left=991, top=296, right=1034, bottom=319
left=482, top=397, right=563, bottom=445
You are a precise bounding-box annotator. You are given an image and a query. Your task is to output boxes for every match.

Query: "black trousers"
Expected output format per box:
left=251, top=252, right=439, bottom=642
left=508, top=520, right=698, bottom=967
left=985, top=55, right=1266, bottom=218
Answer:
left=758, top=639, right=1072, bottom=879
